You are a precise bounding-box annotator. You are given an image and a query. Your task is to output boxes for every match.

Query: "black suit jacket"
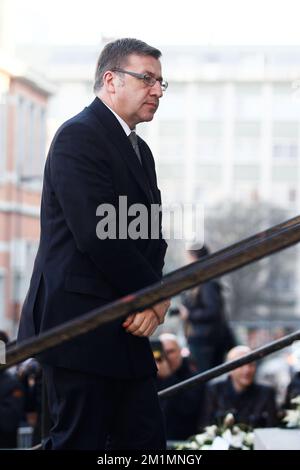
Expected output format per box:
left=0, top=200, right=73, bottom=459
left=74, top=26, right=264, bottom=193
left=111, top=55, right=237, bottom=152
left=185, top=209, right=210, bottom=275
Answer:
left=18, top=98, right=167, bottom=378
left=201, top=377, right=278, bottom=428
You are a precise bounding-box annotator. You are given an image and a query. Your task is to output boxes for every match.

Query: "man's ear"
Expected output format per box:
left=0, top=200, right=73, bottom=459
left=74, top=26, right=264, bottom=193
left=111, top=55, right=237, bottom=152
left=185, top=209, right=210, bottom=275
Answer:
left=103, top=70, right=117, bottom=94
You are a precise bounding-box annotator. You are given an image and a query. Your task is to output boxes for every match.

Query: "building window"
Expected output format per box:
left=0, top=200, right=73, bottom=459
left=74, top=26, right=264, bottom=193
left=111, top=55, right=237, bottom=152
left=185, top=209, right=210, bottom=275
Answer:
left=197, top=137, right=221, bottom=160
left=15, top=95, right=26, bottom=174
left=273, top=84, right=300, bottom=120
left=196, top=121, right=222, bottom=161
left=158, top=120, right=185, bottom=161
left=236, top=84, right=262, bottom=120
left=195, top=85, right=224, bottom=119
left=267, top=270, right=295, bottom=293
left=158, top=84, right=185, bottom=119
left=272, top=122, right=298, bottom=161
left=273, top=140, right=298, bottom=159
left=234, top=121, right=261, bottom=161
left=235, top=136, right=260, bottom=161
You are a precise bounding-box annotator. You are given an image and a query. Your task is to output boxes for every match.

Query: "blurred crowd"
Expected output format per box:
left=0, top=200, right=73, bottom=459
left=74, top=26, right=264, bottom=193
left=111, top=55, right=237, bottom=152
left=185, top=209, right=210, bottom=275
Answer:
left=0, top=331, right=42, bottom=448
left=155, top=335, right=300, bottom=442
left=153, top=244, right=300, bottom=441
left=1, top=331, right=300, bottom=447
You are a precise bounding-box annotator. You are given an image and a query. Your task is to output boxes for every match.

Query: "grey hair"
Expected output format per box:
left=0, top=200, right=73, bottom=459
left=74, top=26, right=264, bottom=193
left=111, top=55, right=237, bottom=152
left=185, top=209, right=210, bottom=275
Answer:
left=93, top=38, right=162, bottom=93
left=159, top=333, right=180, bottom=345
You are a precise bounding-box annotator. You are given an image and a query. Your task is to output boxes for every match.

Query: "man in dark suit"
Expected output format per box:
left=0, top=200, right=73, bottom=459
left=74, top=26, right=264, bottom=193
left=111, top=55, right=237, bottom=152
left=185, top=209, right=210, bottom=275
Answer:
left=18, top=38, right=169, bottom=450
left=201, top=346, right=278, bottom=429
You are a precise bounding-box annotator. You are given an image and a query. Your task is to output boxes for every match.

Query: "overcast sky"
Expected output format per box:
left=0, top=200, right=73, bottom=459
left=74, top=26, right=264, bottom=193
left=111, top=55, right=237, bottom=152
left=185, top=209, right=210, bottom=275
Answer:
left=8, top=0, right=300, bottom=47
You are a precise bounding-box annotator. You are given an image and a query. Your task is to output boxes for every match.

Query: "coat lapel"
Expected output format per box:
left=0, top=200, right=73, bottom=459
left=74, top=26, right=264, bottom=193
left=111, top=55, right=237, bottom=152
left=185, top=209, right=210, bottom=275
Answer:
left=87, top=98, right=154, bottom=204
left=138, top=139, right=160, bottom=204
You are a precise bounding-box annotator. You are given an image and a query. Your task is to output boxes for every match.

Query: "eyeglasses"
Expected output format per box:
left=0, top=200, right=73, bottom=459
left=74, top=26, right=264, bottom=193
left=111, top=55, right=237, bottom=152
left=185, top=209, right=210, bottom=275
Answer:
left=112, top=68, right=168, bottom=91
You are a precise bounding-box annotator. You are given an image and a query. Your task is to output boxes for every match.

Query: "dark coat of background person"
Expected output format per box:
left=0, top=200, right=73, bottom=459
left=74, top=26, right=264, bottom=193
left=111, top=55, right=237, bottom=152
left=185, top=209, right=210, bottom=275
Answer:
left=182, top=280, right=236, bottom=372
left=17, top=97, right=167, bottom=378
left=0, top=370, right=24, bottom=448
left=201, top=376, right=278, bottom=429
left=284, top=371, right=300, bottom=409
left=18, top=359, right=42, bottom=446
left=156, top=358, right=204, bottom=440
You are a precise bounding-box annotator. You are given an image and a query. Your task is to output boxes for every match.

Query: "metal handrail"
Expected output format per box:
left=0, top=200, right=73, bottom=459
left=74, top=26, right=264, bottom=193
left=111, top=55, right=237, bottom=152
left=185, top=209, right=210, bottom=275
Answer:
left=2, top=214, right=300, bottom=371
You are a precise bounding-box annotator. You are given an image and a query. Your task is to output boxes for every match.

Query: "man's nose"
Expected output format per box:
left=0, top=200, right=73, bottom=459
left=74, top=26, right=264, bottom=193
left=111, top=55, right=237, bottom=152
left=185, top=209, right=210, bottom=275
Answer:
left=150, top=80, right=163, bottom=98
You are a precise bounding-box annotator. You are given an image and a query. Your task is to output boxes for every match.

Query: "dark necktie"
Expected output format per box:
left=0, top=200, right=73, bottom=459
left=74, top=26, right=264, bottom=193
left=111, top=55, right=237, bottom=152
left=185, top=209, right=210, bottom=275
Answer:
left=128, top=131, right=142, bottom=165
left=129, top=131, right=154, bottom=203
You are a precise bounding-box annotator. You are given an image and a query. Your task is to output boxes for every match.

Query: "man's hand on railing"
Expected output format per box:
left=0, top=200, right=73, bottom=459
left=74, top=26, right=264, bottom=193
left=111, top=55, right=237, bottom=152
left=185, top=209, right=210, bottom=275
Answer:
left=152, top=299, right=170, bottom=324
left=122, top=309, right=160, bottom=337
left=122, top=299, right=170, bottom=337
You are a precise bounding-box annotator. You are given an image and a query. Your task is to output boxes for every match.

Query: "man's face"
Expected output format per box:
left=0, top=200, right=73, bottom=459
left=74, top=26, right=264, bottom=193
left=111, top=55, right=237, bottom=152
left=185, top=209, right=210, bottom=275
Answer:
left=230, top=361, right=256, bottom=391
left=113, top=54, right=163, bottom=129
left=162, top=339, right=182, bottom=372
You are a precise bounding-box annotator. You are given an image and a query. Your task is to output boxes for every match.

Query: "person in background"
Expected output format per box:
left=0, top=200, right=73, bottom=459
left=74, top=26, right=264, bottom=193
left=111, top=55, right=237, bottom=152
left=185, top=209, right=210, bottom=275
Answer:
left=17, top=358, right=42, bottom=446
left=155, top=333, right=204, bottom=441
left=284, top=364, right=300, bottom=409
left=0, top=331, right=24, bottom=448
left=180, top=245, right=236, bottom=372
left=201, top=345, right=278, bottom=428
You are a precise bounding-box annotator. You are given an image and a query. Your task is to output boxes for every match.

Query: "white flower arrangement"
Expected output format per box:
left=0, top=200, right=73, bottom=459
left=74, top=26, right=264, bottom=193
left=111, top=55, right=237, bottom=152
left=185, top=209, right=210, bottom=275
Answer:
left=175, top=413, right=254, bottom=450
left=282, top=395, right=300, bottom=428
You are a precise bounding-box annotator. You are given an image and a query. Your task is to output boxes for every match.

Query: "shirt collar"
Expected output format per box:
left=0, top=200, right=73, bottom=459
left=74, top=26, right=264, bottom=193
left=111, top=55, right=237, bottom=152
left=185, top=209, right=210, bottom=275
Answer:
left=101, top=100, right=134, bottom=137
